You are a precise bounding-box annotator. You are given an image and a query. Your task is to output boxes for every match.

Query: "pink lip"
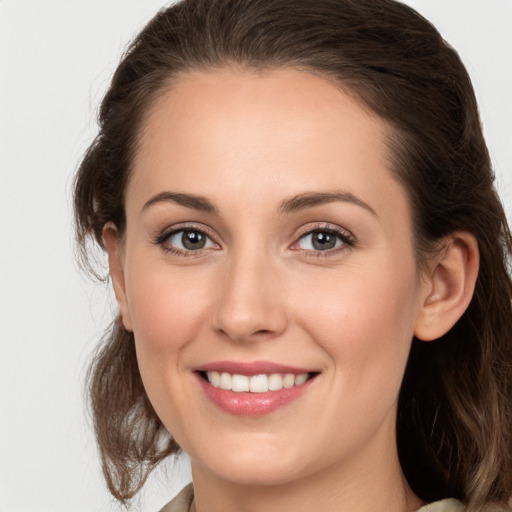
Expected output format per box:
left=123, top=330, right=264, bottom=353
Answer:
left=196, top=360, right=313, bottom=376
left=194, top=361, right=317, bottom=417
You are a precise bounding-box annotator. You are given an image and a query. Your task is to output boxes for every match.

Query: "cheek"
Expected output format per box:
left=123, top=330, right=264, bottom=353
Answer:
left=124, top=262, right=211, bottom=434
left=125, top=263, right=210, bottom=353
left=298, top=258, right=420, bottom=386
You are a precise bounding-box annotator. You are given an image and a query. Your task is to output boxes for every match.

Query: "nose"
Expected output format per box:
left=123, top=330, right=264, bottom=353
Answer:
left=211, top=251, right=288, bottom=343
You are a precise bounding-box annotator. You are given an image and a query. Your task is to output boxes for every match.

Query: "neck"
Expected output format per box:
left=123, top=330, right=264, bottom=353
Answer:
left=189, top=426, right=423, bottom=512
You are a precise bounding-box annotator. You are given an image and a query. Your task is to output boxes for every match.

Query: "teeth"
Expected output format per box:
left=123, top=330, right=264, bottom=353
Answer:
left=249, top=374, right=268, bottom=393
left=268, top=373, right=283, bottom=391
left=219, top=372, right=231, bottom=390
left=205, top=371, right=310, bottom=392
left=283, top=374, right=295, bottom=388
left=231, top=374, right=250, bottom=392
left=209, top=371, right=220, bottom=387
left=294, top=373, right=308, bottom=385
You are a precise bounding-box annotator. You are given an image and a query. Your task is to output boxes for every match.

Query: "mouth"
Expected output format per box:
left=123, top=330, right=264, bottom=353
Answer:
left=194, top=362, right=319, bottom=416
left=198, top=370, right=316, bottom=393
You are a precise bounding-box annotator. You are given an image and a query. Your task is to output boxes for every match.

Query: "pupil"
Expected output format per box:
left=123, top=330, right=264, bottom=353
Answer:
left=312, top=232, right=336, bottom=250
left=182, top=231, right=206, bottom=250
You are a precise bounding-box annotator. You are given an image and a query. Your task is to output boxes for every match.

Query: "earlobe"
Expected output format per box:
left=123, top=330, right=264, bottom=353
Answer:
left=102, top=223, right=133, bottom=332
left=414, top=232, right=479, bottom=342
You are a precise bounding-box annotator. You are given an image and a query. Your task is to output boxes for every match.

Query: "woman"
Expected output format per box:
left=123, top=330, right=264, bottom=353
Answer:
left=73, top=0, right=512, bottom=511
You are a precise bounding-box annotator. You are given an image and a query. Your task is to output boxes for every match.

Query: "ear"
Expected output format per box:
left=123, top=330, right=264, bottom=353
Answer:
left=414, top=232, right=479, bottom=341
left=102, top=223, right=133, bottom=332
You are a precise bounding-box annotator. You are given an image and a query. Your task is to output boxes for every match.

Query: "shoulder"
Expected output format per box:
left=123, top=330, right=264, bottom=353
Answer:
left=159, top=483, right=194, bottom=512
left=417, top=499, right=464, bottom=512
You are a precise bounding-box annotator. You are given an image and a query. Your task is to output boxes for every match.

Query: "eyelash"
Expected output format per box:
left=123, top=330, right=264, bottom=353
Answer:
left=291, top=223, right=355, bottom=257
left=154, top=223, right=355, bottom=258
left=155, top=224, right=220, bottom=257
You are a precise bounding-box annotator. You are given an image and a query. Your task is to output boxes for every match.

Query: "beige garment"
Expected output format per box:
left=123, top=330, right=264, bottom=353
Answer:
left=159, top=483, right=464, bottom=512
left=417, top=499, right=464, bottom=512
left=159, top=483, right=194, bottom=512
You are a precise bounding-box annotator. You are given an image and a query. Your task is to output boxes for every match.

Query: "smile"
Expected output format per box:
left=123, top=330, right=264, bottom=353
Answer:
left=195, top=362, right=318, bottom=416
left=204, top=371, right=310, bottom=392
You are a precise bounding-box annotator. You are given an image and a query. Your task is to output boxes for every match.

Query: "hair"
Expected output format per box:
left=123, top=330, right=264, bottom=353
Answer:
left=73, top=0, right=512, bottom=510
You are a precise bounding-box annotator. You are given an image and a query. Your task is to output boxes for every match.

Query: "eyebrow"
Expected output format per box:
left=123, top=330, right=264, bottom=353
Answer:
left=279, top=191, right=377, bottom=216
left=141, top=190, right=376, bottom=217
left=142, top=191, right=219, bottom=214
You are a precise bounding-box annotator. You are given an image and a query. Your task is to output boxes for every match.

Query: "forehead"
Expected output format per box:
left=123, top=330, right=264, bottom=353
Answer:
left=129, top=67, right=406, bottom=220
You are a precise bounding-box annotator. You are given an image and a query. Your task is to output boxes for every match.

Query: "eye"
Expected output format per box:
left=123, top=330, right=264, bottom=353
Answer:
left=292, top=226, right=354, bottom=253
left=159, top=228, right=217, bottom=253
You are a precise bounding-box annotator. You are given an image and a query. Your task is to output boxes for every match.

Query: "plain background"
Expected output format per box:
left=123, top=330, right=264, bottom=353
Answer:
left=0, top=1, right=511, bottom=511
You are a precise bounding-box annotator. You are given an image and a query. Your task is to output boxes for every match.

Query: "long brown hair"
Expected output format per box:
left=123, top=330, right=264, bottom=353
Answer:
left=74, top=0, right=512, bottom=509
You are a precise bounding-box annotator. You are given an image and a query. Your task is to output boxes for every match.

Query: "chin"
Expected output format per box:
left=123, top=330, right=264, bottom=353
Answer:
left=192, top=441, right=311, bottom=486
left=211, top=463, right=307, bottom=487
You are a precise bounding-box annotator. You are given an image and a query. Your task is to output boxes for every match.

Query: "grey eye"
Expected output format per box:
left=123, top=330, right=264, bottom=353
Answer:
left=298, top=231, right=344, bottom=251
left=167, top=229, right=215, bottom=251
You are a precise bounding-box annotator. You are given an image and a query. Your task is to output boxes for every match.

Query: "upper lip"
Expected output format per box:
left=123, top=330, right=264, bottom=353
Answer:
left=195, top=360, right=316, bottom=376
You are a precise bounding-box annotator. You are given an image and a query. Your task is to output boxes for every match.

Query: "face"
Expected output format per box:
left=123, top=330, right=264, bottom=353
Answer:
left=111, top=68, right=432, bottom=488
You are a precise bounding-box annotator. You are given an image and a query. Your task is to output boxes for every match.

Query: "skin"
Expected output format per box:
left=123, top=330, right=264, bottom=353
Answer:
left=105, top=68, right=479, bottom=512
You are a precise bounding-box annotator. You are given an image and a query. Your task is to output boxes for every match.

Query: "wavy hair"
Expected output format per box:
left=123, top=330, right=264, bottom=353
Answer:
left=74, top=0, right=512, bottom=509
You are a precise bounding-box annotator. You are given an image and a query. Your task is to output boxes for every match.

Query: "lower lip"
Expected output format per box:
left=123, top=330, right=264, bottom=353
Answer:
left=197, top=374, right=314, bottom=417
